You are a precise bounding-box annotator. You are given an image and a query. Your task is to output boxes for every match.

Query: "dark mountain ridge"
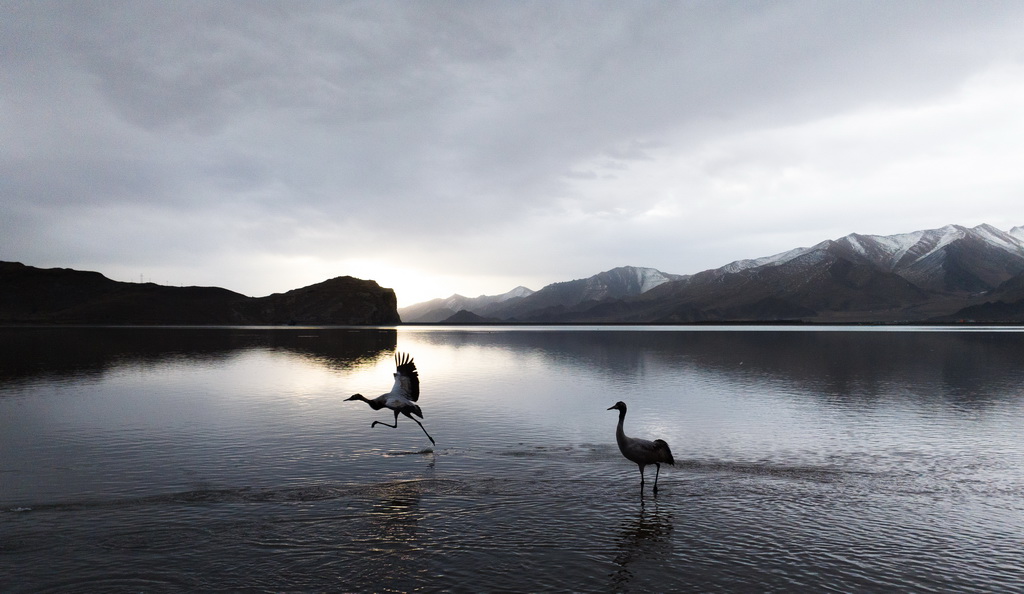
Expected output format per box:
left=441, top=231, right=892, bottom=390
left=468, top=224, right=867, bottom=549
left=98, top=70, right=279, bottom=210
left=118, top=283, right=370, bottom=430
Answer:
left=0, top=262, right=400, bottom=325
left=398, top=286, right=534, bottom=323
left=399, top=266, right=684, bottom=323
left=405, top=224, right=1024, bottom=324
left=9, top=223, right=1024, bottom=326
left=495, top=266, right=684, bottom=321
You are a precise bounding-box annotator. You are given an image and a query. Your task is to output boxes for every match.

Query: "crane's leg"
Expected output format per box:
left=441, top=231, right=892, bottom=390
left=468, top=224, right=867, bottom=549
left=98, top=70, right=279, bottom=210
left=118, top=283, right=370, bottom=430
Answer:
left=404, top=412, right=436, bottom=445
left=372, top=410, right=400, bottom=429
left=653, top=463, right=661, bottom=494
left=638, top=465, right=646, bottom=490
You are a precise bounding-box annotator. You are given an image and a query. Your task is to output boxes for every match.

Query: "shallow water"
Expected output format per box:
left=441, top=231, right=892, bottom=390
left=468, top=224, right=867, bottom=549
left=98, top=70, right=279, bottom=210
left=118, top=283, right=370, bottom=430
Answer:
left=2, top=326, right=1023, bottom=591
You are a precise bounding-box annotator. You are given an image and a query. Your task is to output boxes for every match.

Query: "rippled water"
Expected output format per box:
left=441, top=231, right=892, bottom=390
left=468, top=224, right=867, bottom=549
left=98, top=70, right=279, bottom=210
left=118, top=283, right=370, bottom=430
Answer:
left=2, top=326, right=1023, bottom=592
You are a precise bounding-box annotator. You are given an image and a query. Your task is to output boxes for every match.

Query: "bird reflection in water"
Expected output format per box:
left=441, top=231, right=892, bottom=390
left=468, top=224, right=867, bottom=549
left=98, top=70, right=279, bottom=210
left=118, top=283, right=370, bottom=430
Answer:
left=609, top=498, right=674, bottom=590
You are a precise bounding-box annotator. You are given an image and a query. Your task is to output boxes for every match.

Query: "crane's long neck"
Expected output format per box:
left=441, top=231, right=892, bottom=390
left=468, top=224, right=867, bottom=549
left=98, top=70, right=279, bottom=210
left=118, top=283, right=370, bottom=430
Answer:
left=349, top=394, right=384, bottom=410
left=615, top=409, right=629, bottom=446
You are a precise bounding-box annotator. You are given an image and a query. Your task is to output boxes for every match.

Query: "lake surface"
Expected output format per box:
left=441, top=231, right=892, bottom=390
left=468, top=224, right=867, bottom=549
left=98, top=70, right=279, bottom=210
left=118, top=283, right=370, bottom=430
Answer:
left=2, top=325, right=1023, bottom=592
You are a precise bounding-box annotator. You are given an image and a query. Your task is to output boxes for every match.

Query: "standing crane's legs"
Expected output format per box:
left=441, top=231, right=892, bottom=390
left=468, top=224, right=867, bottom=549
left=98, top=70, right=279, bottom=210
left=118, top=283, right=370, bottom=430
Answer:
left=637, top=463, right=663, bottom=495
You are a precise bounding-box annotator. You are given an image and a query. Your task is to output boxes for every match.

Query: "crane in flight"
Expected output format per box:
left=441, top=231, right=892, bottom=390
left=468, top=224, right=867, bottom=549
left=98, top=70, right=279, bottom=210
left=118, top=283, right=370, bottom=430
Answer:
left=346, top=352, right=435, bottom=446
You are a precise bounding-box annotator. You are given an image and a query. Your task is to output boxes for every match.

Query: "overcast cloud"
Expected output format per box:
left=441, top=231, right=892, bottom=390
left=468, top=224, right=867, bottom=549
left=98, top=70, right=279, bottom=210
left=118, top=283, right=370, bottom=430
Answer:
left=3, top=1, right=1024, bottom=306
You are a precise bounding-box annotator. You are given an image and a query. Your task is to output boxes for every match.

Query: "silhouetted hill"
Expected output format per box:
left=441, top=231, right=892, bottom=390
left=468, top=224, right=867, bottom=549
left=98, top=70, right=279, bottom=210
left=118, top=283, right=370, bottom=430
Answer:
left=439, top=309, right=503, bottom=324
left=0, top=262, right=400, bottom=325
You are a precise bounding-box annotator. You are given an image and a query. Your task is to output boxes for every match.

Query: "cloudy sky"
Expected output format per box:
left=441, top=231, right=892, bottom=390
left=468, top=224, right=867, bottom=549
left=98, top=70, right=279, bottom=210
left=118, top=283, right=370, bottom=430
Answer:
left=4, top=1, right=1024, bottom=307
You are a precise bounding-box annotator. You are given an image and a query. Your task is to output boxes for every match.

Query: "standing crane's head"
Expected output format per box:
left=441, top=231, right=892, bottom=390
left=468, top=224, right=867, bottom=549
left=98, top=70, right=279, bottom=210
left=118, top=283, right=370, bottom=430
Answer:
left=345, top=393, right=365, bottom=402
left=607, top=401, right=627, bottom=412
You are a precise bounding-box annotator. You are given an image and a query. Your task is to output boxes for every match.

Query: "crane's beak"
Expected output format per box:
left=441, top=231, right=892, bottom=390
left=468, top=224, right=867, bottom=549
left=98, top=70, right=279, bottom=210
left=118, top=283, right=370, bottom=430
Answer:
left=607, top=404, right=616, bottom=410
left=345, top=394, right=361, bottom=401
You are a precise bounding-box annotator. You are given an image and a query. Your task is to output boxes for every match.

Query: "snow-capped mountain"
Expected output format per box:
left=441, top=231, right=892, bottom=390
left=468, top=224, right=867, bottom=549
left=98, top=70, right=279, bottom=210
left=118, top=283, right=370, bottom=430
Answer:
left=399, top=286, right=534, bottom=323
left=629, top=223, right=1024, bottom=323
left=488, top=266, right=686, bottom=321
left=403, top=223, right=1024, bottom=324
left=399, top=267, right=682, bottom=323
left=721, top=224, right=1024, bottom=295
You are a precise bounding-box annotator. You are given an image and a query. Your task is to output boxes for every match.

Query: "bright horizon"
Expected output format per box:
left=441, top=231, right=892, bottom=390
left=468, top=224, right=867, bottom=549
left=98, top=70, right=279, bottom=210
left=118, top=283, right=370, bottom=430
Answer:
left=4, top=2, right=1024, bottom=308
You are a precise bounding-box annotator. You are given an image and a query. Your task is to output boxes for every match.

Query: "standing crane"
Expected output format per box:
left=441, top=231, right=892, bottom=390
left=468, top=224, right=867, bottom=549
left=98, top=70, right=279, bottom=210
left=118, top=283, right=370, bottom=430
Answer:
left=608, top=401, right=674, bottom=493
left=346, top=352, right=435, bottom=445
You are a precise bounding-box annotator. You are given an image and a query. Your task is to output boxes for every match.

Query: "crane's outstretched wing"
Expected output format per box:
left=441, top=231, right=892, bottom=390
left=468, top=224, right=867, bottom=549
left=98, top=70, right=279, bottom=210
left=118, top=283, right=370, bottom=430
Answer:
left=391, top=352, right=420, bottom=402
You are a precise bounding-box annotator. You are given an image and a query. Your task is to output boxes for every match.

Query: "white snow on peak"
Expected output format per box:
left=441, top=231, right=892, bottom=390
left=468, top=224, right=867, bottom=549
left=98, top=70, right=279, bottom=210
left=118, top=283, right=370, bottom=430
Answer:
left=721, top=243, right=824, bottom=273
left=971, top=223, right=1022, bottom=253
left=843, top=234, right=869, bottom=257
left=857, top=230, right=925, bottom=263
left=442, top=294, right=469, bottom=308
left=722, top=224, right=1024, bottom=277
left=632, top=267, right=673, bottom=292
left=935, top=223, right=968, bottom=244
left=498, top=286, right=534, bottom=301
left=837, top=225, right=965, bottom=268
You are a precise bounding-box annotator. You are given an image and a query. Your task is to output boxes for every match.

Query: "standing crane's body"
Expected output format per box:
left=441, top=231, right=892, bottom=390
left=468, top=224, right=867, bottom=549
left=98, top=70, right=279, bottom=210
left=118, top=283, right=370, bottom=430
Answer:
left=608, top=401, right=674, bottom=493
left=346, top=352, right=435, bottom=445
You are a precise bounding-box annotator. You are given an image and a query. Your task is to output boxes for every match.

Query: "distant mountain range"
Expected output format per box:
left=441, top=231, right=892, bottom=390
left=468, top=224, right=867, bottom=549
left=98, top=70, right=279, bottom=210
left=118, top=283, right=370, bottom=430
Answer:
left=0, top=262, right=400, bottom=325
left=400, top=224, right=1024, bottom=324
left=399, top=267, right=683, bottom=323
left=7, top=223, right=1024, bottom=326
left=398, top=285, right=536, bottom=323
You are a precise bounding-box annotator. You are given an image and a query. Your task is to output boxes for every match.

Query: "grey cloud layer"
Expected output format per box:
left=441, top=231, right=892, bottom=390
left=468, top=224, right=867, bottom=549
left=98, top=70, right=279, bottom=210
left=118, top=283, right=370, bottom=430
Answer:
left=3, top=1, right=1023, bottom=300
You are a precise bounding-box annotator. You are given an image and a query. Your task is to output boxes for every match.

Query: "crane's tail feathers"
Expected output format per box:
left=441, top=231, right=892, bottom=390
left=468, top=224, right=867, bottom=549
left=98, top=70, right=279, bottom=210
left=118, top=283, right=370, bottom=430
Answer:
left=653, top=439, right=675, bottom=465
